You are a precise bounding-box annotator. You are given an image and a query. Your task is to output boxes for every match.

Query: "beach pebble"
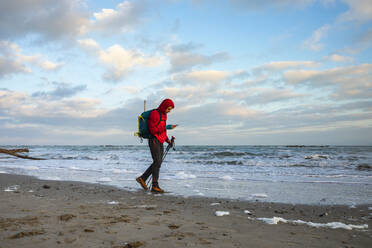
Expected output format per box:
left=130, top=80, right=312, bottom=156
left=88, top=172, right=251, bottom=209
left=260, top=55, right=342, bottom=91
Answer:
left=58, top=214, right=76, bottom=221
left=168, top=224, right=180, bottom=229
left=244, top=210, right=252, bottom=215
left=117, top=241, right=144, bottom=248
left=8, top=230, right=45, bottom=239
left=319, top=212, right=328, bottom=217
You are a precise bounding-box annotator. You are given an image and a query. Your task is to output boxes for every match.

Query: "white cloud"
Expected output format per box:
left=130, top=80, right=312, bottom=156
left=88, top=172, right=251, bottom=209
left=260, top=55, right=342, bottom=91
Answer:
left=119, top=86, right=142, bottom=94
left=165, top=43, right=230, bottom=73
left=79, top=39, right=163, bottom=81
left=323, top=54, right=353, bottom=63
left=302, top=24, right=331, bottom=51
left=0, top=0, right=89, bottom=41
left=218, top=87, right=306, bottom=105
left=228, top=0, right=316, bottom=10
left=283, top=64, right=372, bottom=100
left=255, top=61, right=320, bottom=73
left=32, top=82, right=87, bottom=100
left=21, top=54, right=63, bottom=71
left=339, top=0, right=372, bottom=22
left=99, top=45, right=162, bottom=81
left=163, top=70, right=231, bottom=101
left=0, top=89, right=106, bottom=119
left=90, top=1, right=146, bottom=34
left=176, top=70, right=230, bottom=84
left=0, top=41, right=61, bottom=78
left=223, top=105, right=258, bottom=118
left=354, top=28, right=372, bottom=52
left=77, top=39, right=100, bottom=53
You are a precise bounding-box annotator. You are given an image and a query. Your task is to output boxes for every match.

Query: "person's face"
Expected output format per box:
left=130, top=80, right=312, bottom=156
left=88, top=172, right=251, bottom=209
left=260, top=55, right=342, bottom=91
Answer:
left=165, top=106, right=173, bottom=113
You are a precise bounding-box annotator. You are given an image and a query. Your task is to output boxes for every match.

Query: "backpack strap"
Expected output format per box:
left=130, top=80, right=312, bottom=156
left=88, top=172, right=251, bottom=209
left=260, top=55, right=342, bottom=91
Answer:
left=156, top=109, right=162, bottom=126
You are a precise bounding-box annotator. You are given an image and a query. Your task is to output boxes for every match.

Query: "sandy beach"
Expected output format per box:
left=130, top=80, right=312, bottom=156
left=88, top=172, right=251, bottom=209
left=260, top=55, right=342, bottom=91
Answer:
left=0, top=173, right=371, bottom=248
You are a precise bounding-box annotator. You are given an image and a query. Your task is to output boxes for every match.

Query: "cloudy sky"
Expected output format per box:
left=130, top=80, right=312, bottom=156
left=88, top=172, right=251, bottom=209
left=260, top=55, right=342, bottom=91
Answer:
left=0, top=0, right=371, bottom=145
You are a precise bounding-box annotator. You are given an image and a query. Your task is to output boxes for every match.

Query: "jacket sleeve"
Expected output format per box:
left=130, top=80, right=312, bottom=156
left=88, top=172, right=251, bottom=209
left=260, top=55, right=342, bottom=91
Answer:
left=148, top=110, right=165, bottom=135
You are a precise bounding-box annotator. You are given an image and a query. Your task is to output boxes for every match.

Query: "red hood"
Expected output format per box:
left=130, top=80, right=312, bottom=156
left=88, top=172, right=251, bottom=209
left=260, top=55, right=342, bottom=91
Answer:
left=158, top=98, right=174, bottom=113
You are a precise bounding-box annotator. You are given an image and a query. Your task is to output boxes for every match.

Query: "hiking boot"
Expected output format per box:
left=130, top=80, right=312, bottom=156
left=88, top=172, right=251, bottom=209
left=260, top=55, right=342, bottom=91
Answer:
left=151, top=185, right=165, bottom=193
left=136, top=177, right=148, bottom=190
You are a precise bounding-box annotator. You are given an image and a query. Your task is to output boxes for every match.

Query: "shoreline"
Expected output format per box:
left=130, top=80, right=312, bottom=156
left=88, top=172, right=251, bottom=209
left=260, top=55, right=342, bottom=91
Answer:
left=1, top=173, right=371, bottom=247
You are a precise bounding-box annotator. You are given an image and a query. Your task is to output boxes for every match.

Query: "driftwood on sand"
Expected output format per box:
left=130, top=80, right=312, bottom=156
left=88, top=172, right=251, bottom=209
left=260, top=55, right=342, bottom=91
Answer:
left=0, top=148, right=45, bottom=160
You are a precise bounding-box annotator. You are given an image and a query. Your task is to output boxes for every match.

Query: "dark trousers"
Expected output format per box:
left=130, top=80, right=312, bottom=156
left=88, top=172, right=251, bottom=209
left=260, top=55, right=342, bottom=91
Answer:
left=141, top=137, right=164, bottom=185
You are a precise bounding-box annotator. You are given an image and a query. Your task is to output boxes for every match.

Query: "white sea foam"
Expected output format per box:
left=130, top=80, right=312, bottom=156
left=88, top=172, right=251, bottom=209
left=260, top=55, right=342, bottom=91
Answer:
left=25, top=166, right=39, bottom=170
left=112, top=169, right=122, bottom=174
left=175, top=171, right=196, bottom=179
left=69, top=166, right=92, bottom=171
left=349, top=203, right=357, bottom=208
left=4, top=185, right=19, bottom=192
left=210, top=203, right=221, bottom=206
left=107, top=201, right=119, bottom=205
left=0, top=171, right=7, bottom=174
left=221, top=175, right=233, bottom=180
left=215, top=211, right=230, bottom=216
left=97, top=177, right=112, bottom=182
left=258, top=217, right=286, bottom=225
left=305, top=154, right=329, bottom=160
left=251, top=193, right=268, bottom=198
left=256, top=217, right=368, bottom=230
left=244, top=210, right=252, bottom=214
left=136, top=205, right=157, bottom=208
left=45, top=176, right=61, bottom=181
left=368, top=207, right=372, bottom=210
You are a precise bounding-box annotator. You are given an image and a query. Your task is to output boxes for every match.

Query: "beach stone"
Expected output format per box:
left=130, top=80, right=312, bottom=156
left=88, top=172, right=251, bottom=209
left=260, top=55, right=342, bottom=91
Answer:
left=168, top=224, right=180, bottom=229
left=8, top=230, right=45, bottom=239
left=42, top=185, right=51, bottom=189
left=199, top=238, right=212, bottom=244
left=113, top=241, right=144, bottom=248
left=58, top=214, right=76, bottom=221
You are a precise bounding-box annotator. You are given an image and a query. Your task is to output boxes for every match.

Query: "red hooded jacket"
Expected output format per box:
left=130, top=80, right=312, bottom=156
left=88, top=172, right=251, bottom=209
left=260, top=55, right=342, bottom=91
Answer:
left=148, top=99, right=174, bottom=144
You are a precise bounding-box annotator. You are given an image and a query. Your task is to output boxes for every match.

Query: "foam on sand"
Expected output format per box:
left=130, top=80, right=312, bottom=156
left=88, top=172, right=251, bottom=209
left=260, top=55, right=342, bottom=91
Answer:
left=112, top=169, right=122, bottom=174
left=175, top=171, right=196, bottom=179
left=4, top=185, right=19, bottom=192
left=215, top=211, right=230, bottom=216
left=135, top=205, right=157, bottom=208
left=251, top=193, right=268, bottom=198
left=45, top=176, right=61, bottom=181
left=256, top=217, right=368, bottom=230
left=221, top=175, right=233, bottom=180
left=97, top=177, right=112, bottom=182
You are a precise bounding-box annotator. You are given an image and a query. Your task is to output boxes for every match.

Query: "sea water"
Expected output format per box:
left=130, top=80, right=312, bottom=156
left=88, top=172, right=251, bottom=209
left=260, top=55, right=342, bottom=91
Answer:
left=0, top=145, right=371, bottom=205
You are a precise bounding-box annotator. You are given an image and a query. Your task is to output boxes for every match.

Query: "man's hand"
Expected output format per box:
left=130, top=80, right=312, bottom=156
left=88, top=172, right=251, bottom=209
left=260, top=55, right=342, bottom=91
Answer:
left=166, top=136, right=176, bottom=147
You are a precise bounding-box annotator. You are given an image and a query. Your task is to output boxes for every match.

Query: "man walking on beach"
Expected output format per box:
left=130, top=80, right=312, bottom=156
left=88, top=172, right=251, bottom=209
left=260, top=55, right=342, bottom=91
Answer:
left=136, top=99, right=176, bottom=193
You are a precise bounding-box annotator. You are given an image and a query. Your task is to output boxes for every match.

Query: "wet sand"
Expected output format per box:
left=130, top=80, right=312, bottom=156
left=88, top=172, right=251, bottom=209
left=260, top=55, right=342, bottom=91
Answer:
left=0, top=173, right=371, bottom=247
